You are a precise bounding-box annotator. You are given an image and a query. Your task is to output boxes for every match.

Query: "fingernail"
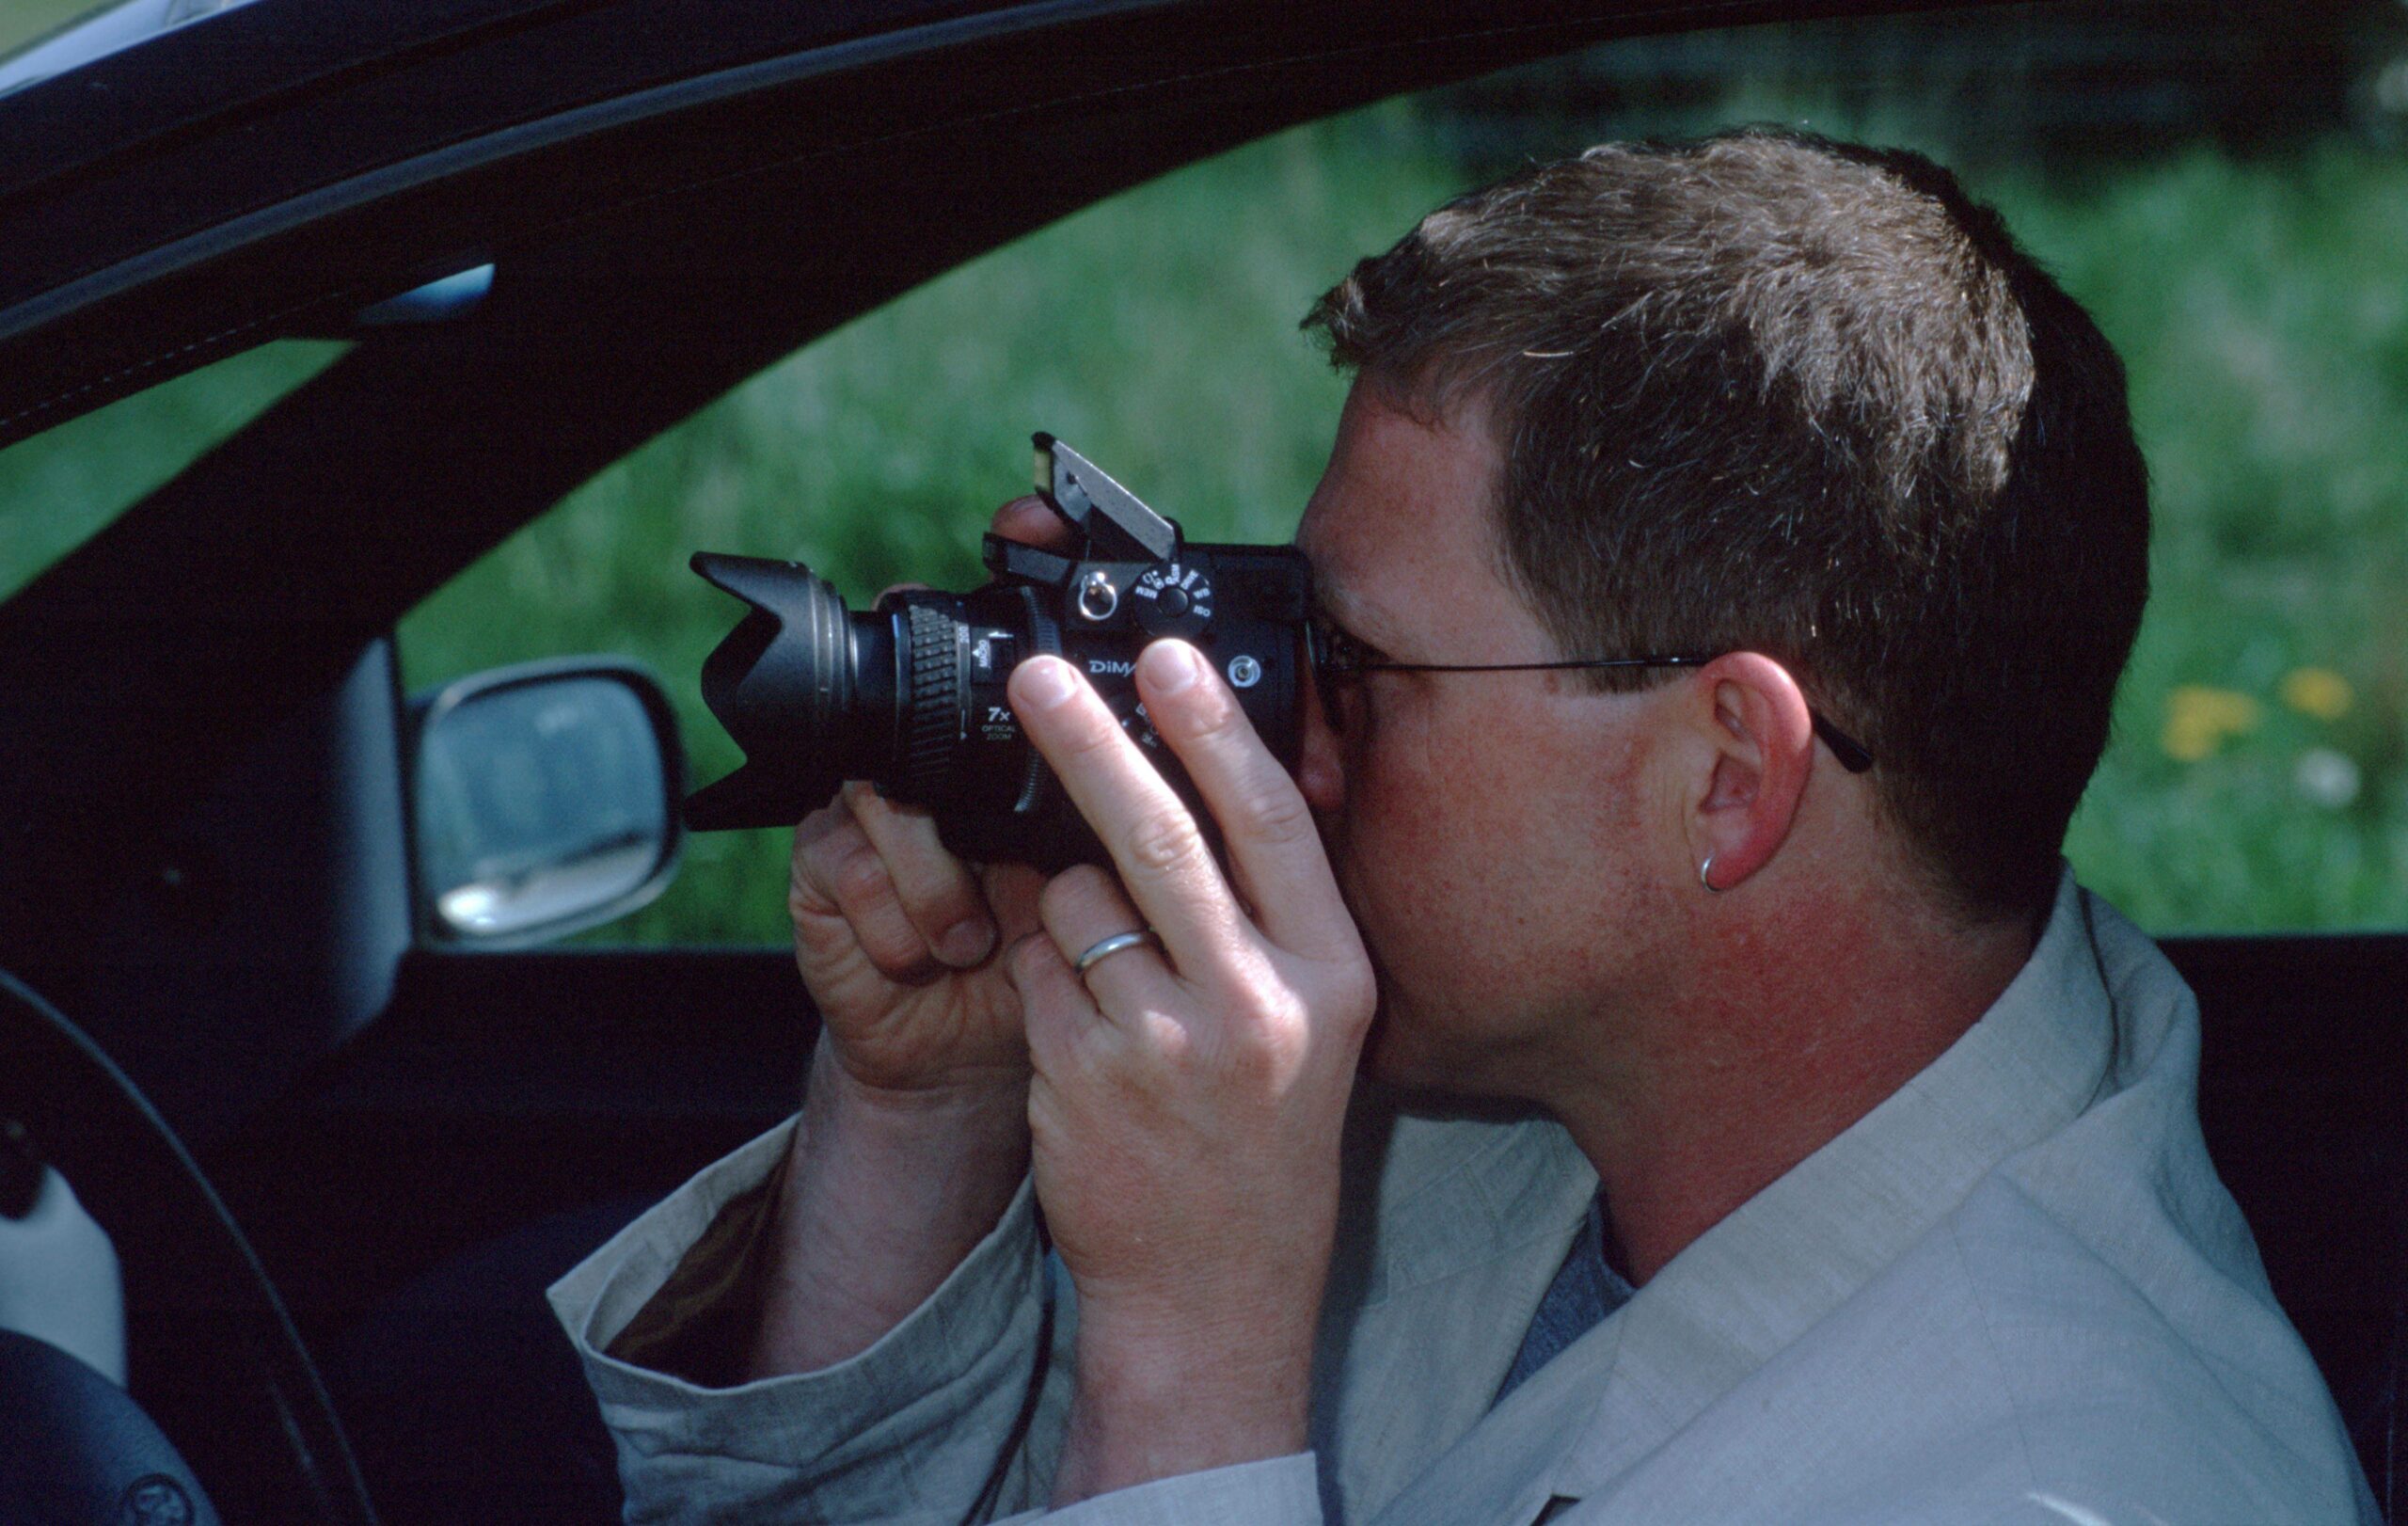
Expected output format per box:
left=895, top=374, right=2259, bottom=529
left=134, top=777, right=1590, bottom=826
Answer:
left=940, top=918, right=993, bottom=966
left=1142, top=641, right=1199, bottom=693
left=1019, top=657, right=1077, bottom=709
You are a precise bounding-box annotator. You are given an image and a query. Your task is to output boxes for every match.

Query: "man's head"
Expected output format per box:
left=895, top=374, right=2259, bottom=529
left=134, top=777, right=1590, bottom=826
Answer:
left=1283, top=130, right=2149, bottom=1103
left=1301, top=129, right=2149, bottom=930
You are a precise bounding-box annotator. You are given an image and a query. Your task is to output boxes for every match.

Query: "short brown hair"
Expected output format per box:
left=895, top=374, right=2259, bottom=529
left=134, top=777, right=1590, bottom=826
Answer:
left=1304, top=129, right=2149, bottom=923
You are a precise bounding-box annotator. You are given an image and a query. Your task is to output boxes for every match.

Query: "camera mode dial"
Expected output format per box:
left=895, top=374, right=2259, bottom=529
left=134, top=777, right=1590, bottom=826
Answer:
left=1133, top=564, right=1212, bottom=638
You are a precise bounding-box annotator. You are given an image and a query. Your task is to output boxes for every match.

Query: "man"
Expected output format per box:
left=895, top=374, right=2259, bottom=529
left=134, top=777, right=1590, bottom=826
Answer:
left=551, top=131, right=2375, bottom=1522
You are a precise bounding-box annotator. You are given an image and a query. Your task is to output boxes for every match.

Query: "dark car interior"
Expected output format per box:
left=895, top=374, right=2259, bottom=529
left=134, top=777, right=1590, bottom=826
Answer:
left=0, top=0, right=2401, bottom=1522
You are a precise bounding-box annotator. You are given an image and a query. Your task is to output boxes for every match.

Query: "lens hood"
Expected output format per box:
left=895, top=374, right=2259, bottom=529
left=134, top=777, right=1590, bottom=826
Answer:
left=683, top=552, right=867, bottom=831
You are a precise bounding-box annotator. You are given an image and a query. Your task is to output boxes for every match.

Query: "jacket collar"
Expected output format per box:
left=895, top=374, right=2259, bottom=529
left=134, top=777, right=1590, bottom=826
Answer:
left=1367, top=870, right=2128, bottom=1524
left=1556, top=870, right=2118, bottom=1500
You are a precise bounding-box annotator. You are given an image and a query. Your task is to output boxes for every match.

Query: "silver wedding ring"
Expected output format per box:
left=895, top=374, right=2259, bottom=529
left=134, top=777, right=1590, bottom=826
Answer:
left=1073, top=928, right=1160, bottom=975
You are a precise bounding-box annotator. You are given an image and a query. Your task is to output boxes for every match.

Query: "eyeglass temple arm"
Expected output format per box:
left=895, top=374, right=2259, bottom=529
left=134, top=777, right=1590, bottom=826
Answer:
left=1812, top=712, right=1876, bottom=773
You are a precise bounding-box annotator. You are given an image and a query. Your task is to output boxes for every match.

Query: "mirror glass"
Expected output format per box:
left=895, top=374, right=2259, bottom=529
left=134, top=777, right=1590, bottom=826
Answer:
left=416, top=676, right=670, bottom=940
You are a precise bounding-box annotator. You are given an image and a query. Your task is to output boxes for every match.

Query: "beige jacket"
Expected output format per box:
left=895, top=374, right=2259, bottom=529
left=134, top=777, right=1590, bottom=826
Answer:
left=551, top=876, right=2375, bottom=1524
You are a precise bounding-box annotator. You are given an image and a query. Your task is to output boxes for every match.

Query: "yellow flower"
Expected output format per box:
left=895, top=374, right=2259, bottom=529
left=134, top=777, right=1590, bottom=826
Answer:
left=2162, top=685, right=2261, bottom=762
left=2279, top=667, right=2353, bottom=722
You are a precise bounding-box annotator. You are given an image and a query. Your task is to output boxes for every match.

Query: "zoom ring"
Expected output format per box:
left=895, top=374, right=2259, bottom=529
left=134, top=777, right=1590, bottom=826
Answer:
left=899, top=604, right=961, bottom=799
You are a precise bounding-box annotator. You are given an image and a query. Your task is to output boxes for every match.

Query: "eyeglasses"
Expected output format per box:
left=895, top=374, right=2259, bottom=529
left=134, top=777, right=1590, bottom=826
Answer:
left=1306, top=613, right=1876, bottom=773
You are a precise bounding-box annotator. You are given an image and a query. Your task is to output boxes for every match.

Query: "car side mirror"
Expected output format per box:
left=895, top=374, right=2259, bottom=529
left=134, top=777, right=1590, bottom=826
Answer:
left=408, top=660, right=685, bottom=946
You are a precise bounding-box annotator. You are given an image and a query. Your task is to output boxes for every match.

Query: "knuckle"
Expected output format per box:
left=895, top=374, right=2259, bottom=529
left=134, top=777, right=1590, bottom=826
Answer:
left=1166, top=679, right=1244, bottom=738
left=832, top=842, right=894, bottom=909
left=1007, top=932, right=1060, bottom=991
left=897, top=858, right=975, bottom=923
left=1237, top=978, right=1307, bottom=1032
left=1236, top=780, right=1316, bottom=848
left=1137, top=1009, right=1194, bottom=1066
left=1227, top=995, right=1308, bottom=1081
left=1196, top=686, right=1249, bottom=741
left=791, top=810, right=835, bottom=869
left=799, top=812, right=858, bottom=868
left=792, top=823, right=857, bottom=911
left=855, top=913, right=934, bottom=977
left=879, top=833, right=969, bottom=911
left=1123, top=807, right=1207, bottom=875
left=789, top=872, right=841, bottom=940
left=1059, top=707, right=1122, bottom=760
left=1322, top=960, right=1378, bottom=1033
left=1038, top=866, right=1101, bottom=925
left=867, top=940, right=935, bottom=982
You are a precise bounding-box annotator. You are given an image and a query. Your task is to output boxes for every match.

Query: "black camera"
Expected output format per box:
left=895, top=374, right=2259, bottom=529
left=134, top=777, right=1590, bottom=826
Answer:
left=684, top=436, right=1312, bottom=868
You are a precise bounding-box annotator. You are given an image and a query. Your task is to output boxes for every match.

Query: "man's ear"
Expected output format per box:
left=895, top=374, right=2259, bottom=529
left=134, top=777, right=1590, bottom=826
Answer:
left=1682, top=652, right=1815, bottom=893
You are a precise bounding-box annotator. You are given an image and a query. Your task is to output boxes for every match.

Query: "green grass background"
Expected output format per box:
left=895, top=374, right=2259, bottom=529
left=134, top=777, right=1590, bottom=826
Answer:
left=7, top=7, right=2408, bottom=942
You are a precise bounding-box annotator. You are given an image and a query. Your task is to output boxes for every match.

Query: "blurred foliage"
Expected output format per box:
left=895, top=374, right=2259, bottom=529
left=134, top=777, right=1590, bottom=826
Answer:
left=1433, top=1, right=2408, bottom=169
left=5, top=6, right=2408, bottom=939
left=1995, top=142, right=2408, bottom=930
left=0, top=0, right=98, bottom=57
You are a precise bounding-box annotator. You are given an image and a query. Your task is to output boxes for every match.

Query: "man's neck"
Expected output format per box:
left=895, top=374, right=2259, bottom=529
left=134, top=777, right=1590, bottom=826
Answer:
left=1546, top=893, right=2035, bottom=1285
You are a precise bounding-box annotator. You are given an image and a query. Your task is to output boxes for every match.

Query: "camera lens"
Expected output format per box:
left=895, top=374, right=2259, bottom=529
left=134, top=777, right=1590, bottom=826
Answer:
left=684, top=553, right=1052, bottom=833
left=685, top=554, right=892, bottom=830
left=698, top=567, right=857, bottom=760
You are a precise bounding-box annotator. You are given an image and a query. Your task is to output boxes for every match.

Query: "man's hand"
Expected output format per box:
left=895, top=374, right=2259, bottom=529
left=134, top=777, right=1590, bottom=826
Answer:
left=1003, top=638, right=1376, bottom=1503
left=749, top=516, right=1059, bottom=1380
left=785, top=488, right=1072, bottom=1103
left=791, top=780, right=1043, bottom=1100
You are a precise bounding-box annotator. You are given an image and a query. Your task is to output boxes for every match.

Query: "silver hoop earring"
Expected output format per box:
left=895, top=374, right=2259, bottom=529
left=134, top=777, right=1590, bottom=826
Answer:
left=1700, top=854, right=1721, bottom=894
